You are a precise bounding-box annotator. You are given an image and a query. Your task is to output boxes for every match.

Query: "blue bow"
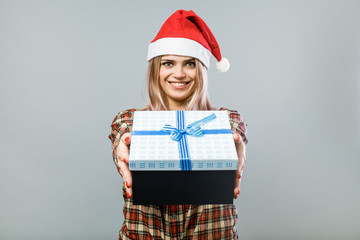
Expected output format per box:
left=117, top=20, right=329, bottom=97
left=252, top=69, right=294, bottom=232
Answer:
left=161, top=113, right=217, bottom=141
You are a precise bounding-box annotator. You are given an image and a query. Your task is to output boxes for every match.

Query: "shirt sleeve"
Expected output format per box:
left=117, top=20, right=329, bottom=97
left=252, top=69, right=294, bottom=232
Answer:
left=108, top=109, right=135, bottom=164
left=225, top=109, right=248, bottom=145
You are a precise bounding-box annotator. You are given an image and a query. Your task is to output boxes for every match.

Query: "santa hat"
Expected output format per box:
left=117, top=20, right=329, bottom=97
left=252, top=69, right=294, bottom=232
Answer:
left=147, top=9, right=230, bottom=72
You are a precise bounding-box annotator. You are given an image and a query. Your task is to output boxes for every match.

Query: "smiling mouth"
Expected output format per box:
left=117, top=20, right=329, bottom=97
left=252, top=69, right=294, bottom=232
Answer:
left=167, top=81, right=191, bottom=87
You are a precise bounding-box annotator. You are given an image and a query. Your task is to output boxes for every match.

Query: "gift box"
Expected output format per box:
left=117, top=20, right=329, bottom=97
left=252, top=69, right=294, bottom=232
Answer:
left=129, top=110, right=238, bottom=205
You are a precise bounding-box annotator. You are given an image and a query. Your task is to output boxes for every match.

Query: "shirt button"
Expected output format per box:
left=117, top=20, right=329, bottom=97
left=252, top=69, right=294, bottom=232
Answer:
left=172, top=214, right=176, bottom=220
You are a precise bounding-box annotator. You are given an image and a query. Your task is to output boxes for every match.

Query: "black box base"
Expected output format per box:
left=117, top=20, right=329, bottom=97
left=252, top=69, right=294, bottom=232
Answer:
left=132, top=171, right=235, bottom=205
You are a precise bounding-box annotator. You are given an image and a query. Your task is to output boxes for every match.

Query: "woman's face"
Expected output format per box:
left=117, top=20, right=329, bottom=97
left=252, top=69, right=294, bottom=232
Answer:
left=159, top=55, right=197, bottom=109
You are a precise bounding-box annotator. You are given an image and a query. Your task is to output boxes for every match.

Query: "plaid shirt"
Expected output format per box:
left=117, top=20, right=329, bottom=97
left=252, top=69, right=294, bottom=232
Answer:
left=109, top=108, right=248, bottom=240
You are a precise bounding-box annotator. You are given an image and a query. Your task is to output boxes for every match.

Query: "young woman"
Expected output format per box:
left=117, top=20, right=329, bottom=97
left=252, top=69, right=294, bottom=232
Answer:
left=109, top=10, right=248, bottom=239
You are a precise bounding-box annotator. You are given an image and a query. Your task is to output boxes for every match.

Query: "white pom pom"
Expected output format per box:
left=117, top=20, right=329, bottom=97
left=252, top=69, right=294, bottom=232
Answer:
left=215, top=57, right=230, bottom=72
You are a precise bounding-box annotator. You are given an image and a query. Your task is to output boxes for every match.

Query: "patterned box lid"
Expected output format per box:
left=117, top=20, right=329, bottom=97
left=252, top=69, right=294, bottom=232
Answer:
left=129, top=111, right=238, bottom=171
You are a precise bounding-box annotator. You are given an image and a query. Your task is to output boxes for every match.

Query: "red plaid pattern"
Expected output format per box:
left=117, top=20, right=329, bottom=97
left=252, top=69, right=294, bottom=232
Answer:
left=109, top=107, right=248, bottom=239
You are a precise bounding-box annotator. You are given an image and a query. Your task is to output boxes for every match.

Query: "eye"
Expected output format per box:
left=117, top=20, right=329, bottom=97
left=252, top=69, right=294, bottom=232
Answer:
left=186, top=61, right=196, bottom=68
left=161, top=61, right=173, bottom=67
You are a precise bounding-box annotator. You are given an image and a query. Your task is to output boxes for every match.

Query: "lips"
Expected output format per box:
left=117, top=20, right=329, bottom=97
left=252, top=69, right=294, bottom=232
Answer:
left=167, top=81, right=191, bottom=89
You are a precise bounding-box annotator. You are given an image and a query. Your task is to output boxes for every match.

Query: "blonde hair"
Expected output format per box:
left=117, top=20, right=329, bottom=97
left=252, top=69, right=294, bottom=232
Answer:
left=146, top=56, right=212, bottom=110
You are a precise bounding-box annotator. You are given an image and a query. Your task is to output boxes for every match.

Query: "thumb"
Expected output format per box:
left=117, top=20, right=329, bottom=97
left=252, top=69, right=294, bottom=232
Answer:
left=121, top=133, right=132, bottom=146
left=233, top=132, right=240, bottom=145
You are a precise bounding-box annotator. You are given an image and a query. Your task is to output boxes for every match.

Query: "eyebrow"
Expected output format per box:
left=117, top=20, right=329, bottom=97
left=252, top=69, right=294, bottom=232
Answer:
left=161, top=58, right=195, bottom=62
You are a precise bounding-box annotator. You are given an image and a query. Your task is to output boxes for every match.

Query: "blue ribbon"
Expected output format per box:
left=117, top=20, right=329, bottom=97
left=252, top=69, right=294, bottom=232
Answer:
left=162, top=112, right=217, bottom=141
left=132, top=111, right=232, bottom=171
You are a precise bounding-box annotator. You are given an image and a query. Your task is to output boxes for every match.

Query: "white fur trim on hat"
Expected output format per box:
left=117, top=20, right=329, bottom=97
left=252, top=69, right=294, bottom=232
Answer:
left=147, top=38, right=211, bottom=68
left=215, top=57, right=230, bottom=72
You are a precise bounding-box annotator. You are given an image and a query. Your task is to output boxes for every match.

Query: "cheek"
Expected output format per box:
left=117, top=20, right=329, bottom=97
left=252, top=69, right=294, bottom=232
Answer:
left=189, top=70, right=197, bottom=84
left=188, top=69, right=197, bottom=80
left=190, top=80, right=198, bottom=93
left=191, top=74, right=198, bottom=92
left=159, top=71, right=170, bottom=84
left=159, top=77, right=166, bottom=92
left=159, top=71, right=165, bottom=82
left=159, top=72, right=168, bottom=92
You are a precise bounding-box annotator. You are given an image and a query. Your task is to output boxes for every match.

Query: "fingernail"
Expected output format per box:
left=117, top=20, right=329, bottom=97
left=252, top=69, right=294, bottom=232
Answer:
left=126, top=192, right=130, bottom=198
left=123, top=158, right=127, bottom=163
left=124, top=137, right=129, bottom=142
left=235, top=195, right=238, bottom=199
left=125, top=181, right=129, bottom=188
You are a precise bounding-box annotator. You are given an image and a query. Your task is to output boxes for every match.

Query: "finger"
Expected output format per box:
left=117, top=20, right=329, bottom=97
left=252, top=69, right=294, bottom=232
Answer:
left=234, top=176, right=241, bottom=198
left=115, top=154, right=129, bottom=180
left=126, top=187, right=133, bottom=198
left=234, top=165, right=241, bottom=198
left=233, top=133, right=245, bottom=156
left=117, top=159, right=131, bottom=178
left=116, top=149, right=129, bottom=167
left=121, top=133, right=132, bottom=146
left=234, top=189, right=240, bottom=199
left=117, top=133, right=132, bottom=163
left=235, top=168, right=242, bottom=179
left=116, top=133, right=133, bottom=198
left=123, top=167, right=133, bottom=189
left=234, top=186, right=240, bottom=199
left=117, top=136, right=132, bottom=166
left=233, top=132, right=245, bottom=146
left=234, top=160, right=245, bottom=197
left=234, top=133, right=246, bottom=174
left=240, top=162, right=245, bottom=172
left=118, top=159, right=133, bottom=198
left=233, top=133, right=245, bottom=199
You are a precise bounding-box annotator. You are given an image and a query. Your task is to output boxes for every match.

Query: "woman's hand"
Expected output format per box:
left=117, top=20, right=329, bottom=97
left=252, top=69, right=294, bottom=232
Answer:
left=115, top=133, right=133, bottom=198
left=233, top=133, right=246, bottom=199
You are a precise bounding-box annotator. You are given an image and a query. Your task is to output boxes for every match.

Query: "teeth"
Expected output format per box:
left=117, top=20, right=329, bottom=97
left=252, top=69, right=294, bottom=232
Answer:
left=171, top=82, right=186, bottom=86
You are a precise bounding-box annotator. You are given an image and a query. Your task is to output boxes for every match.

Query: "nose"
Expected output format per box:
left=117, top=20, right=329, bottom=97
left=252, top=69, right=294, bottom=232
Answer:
left=172, top=65, right=186, bottom=79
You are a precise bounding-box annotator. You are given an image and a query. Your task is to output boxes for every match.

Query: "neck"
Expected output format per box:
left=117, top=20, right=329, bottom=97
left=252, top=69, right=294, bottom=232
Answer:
left=167, top=100, right=188, bottom=111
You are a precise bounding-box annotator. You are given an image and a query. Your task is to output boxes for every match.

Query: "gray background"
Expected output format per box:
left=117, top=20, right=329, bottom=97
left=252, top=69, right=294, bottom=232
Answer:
left=1, top=0, right=359, bottom=239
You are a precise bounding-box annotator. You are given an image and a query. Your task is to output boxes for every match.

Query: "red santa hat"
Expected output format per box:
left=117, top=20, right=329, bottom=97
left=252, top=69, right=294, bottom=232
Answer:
left=147, top=9, right=230, bottom=72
